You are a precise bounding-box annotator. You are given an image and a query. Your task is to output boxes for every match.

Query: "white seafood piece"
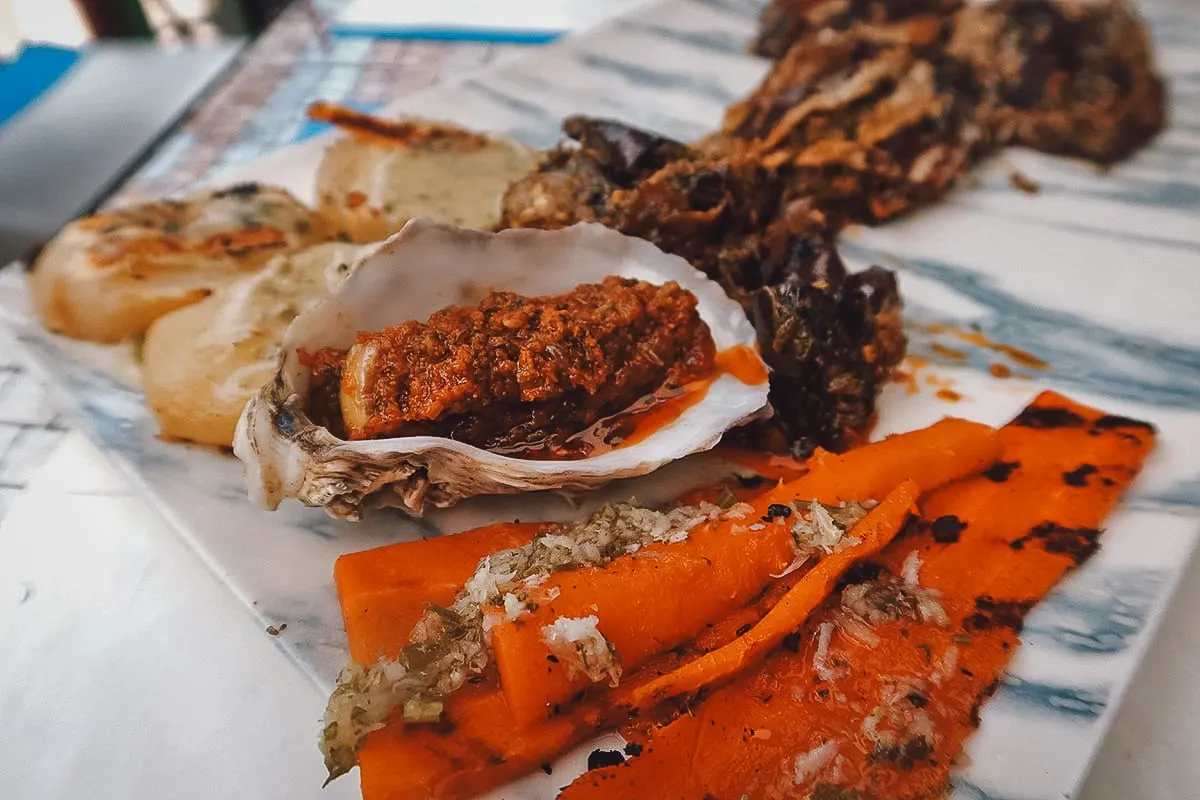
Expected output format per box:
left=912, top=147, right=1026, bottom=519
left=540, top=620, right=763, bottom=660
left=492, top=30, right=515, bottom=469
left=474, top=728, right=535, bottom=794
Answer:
left=234, top=219, right=770, bottom=519
left=314, top=114, right=538, bottom=243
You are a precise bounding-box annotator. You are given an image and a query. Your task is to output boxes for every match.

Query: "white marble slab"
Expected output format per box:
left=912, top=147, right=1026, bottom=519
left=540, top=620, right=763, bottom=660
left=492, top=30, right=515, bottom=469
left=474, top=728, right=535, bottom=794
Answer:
left=2, top=0, right=1200, bottom=797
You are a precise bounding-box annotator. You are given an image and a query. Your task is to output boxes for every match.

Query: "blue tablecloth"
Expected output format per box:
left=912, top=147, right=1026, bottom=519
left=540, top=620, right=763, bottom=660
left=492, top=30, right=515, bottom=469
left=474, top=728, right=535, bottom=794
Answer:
left=0, top=45, right=80, bottom=127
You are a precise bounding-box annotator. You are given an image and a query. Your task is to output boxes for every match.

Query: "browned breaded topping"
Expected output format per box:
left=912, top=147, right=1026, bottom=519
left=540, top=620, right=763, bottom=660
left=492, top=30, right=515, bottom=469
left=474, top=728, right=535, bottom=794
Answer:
left=752, top=0, right=963, bottom=59
left=948, top=0, right=1166, bottom=163
left=306, top=277, right=716, bottom=456
left=722, top=24, right=989, bottom=226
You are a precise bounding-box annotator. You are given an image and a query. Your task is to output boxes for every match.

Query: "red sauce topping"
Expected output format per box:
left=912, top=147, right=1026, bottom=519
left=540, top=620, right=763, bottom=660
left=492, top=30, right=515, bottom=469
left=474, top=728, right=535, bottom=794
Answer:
left=500, top=345, right=767, bottom=460
left=303, top=282, right=769, bottom=460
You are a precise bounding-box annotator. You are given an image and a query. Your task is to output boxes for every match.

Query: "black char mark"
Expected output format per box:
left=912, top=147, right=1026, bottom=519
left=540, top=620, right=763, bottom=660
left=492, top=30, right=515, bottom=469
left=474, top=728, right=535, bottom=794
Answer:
left=1062, top=464, right=1098, bottom=487
left=212, top=181, right=261, bottom=199
left=963, top=595, right=1035, bottom=633
left=836, top=560, right=885, bottom=590
left=983, top=461, right=1020, bottom=482
left=930, top=515, right=967, bottom=543
left=587, top=749, right=626, bottom=771
left=969, top=678, right=1003, bottom=727
left=1092, top=414, right=1157, bottom=434
left=1012, top=405, right=1084, bottom=429
left=1010, top=522, right=1101, bottom=563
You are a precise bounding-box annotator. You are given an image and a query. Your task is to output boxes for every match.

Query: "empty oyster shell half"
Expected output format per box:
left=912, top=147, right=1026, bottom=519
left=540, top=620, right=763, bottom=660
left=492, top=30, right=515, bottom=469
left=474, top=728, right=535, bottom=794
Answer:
left=234, top=219, right=770, bottom=519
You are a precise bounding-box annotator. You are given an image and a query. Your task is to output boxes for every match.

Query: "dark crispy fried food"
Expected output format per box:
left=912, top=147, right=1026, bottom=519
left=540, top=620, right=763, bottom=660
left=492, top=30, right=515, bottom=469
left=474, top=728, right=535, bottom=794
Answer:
left=502, top=120, right=789, bottom=286
left=722, top=23, right=989, bottom=225
left=948, top=0, right=1166, bottom=163
left=609, top=152, right=789, bottom=283
left=501, top=115, right=691, bottom=231
left=731, top=224, right=906, bottom=455
left=497, top=0, right=1164, bottom=454
left=752, top=0, right=963, bottom=59
left=736, top=0, right=1165, bottom=217
left=561, top=115, right=691, bottom=182
left=307, top=277, right=716, bottom=456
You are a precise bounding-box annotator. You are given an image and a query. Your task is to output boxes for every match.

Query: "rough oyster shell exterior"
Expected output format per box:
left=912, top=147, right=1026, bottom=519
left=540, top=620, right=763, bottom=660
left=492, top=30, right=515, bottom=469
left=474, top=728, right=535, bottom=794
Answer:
left=234, top=219, right=769, bottom=519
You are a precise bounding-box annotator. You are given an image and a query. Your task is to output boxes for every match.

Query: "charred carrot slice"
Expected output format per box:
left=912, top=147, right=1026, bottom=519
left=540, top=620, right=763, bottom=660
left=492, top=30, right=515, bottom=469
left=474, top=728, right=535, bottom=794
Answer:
left=335, top=523, right=542, bottom=663
left=358, top=685, right=585, bottom=800
left=623, top=480, right=918, bottom=712
left=491, top=419, right=1000, bottom=728
left=794, top=418, right=1001, bottom=503
left=340, top=417, right=1000, bottom=795
left=489, top=505, right=799, bottom=728
left=559, top=392, right=1155, bottom=799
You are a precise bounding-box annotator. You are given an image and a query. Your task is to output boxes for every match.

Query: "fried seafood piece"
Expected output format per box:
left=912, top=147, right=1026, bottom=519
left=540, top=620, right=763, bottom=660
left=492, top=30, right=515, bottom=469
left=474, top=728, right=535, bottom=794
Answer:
left=947, top=0, right=1166, bottom=163
left=308, top=277, right=716, bottom=454
left=721, top=24, right=990, bottom=225
left=28, top=183, right=341, bottom=342
left=727, top=220, right=907, bottom=455
left=607, top=151, right=790, bottom=283
left=752, top=0, right=963, bottom=59
left=310, top=102, right=539, bottom=242
left=500, top=115, right=690, bottom=231
left=502, top=118, right=788, bottom=283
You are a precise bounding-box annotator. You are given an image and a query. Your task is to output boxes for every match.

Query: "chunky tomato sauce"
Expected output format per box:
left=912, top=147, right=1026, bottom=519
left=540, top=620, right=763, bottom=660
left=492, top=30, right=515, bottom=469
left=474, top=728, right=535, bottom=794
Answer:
left=303, top=278, right=770, bottom=459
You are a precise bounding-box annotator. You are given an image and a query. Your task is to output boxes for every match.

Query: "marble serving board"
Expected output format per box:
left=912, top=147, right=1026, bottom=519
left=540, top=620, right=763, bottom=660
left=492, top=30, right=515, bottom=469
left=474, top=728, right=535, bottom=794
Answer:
left=3, top=0, right=1200, bottom=798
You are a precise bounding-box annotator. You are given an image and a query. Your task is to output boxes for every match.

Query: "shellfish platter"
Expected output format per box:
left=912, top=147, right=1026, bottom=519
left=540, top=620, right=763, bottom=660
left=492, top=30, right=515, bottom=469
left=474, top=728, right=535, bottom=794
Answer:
left=2, top=0, right=1200, bottom=799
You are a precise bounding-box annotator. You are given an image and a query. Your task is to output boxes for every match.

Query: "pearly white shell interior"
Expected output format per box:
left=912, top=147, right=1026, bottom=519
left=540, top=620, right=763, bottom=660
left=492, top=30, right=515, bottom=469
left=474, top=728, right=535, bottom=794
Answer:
left=234, top=219, right=770, bottom=518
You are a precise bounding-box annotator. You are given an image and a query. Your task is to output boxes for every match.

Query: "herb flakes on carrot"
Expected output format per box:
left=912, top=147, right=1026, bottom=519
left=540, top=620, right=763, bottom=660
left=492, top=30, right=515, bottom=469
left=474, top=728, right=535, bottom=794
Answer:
left=624, top=480, right=918, bottom=713
left=325, top=416, right=1001, bottom=795
left=558, top=392, right=1155, bottom=800
left=490, top=419, right=999, bottom=728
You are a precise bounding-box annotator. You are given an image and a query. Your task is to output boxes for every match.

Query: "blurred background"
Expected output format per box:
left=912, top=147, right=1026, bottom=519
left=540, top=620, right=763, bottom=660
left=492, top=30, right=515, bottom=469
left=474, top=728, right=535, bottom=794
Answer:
left=0, top=0, right=293, bottom=51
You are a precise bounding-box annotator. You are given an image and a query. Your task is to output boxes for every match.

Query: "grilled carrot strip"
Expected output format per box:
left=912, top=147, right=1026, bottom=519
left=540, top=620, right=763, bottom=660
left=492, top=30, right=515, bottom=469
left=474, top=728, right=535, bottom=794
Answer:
left=358, top=685, right=585, bottom=800
left=335, top=522, right=543, bottom=664
left=491, top=419, right=1000, bottom=728
left=624, top=479, right=918, bottom=712
left=338, top=417, right=1000, bottom=797
left=559, top=391, right=1155, bottom=799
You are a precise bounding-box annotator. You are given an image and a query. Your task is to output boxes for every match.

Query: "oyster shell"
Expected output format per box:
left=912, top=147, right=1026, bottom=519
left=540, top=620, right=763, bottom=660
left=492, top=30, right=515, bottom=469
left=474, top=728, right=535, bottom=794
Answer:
left=234, top=219, right=769, bottom=519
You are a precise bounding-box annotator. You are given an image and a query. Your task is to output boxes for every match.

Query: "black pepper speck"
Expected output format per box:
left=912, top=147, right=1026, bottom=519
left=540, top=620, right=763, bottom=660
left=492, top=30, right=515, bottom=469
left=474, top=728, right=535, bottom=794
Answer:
left=765, top=503, right=792, bottom=520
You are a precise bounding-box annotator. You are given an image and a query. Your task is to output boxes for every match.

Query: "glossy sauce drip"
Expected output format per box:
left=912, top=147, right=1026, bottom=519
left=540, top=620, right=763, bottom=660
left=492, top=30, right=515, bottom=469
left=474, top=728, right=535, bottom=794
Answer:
left=495, top=345, right=767, bottom=461
left=714, top=344, right=770, bottom=386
